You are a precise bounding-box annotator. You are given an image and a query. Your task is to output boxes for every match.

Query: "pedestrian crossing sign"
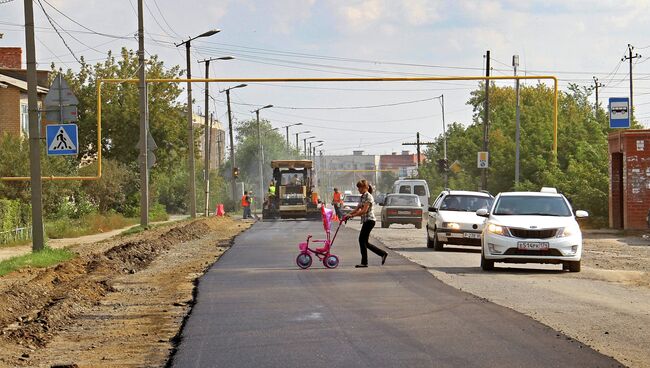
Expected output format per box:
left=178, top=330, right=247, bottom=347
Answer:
left=46, top=124, right=78, bottom=155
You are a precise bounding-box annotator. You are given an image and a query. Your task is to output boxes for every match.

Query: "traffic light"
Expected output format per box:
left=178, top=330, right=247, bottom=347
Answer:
left=233, top=167, right=240, bottom=179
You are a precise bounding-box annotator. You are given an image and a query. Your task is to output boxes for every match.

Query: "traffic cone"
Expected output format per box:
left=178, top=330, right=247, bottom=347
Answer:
left=215, top=204, right=225, bottom=217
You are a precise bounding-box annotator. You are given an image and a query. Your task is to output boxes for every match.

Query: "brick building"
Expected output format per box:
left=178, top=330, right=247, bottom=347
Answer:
left=379, top=150, right=426, bottom=178
left=0, top=47, right=50, bottom=138
left=608, top=130, right=650, bottom=229
left=191, top=113, right=226, bottom=170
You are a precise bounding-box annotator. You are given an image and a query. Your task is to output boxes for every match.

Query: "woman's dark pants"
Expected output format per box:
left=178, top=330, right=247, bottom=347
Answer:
left=358, top=220, right=386, bottom=265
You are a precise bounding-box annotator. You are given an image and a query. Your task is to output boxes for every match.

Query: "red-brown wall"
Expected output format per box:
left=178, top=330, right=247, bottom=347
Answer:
left=608, top=130, right=650, bottom=229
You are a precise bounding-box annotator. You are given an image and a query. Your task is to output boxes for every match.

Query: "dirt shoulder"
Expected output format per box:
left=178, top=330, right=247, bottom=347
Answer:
left=0, top=216, right=251, bottom=367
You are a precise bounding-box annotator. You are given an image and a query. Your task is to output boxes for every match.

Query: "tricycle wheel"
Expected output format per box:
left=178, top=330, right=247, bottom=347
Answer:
left=323, top=254, right=339, bottom=269
left=296, top=253, right=312, bottom=269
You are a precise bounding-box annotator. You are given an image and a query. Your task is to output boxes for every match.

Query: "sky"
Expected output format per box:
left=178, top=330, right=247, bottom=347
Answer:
left=2, top=0, right=650, bottom=155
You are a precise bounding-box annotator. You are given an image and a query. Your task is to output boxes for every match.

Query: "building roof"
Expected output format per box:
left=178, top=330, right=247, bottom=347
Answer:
left=0, top=73, right=48, bottom=94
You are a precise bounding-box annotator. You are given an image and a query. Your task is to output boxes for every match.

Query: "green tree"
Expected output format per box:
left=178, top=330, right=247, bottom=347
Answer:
left=420, top=82, right=615, bottom=224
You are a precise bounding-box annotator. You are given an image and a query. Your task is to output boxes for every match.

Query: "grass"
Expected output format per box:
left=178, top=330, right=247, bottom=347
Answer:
left=0, top=238, right=32, bottom=249
left=118, top=216, right=189, bottom=237
left=45, top=212, right=138, bottom=239
left=0, top=246, right=76, bottom=277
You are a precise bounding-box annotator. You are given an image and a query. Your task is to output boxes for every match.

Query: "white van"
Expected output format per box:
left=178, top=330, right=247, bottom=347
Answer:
left=393, top=179, right=430, bottom=208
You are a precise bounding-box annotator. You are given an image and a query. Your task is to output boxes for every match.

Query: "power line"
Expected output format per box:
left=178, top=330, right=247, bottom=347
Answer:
left=218, top=96, right=446, bottom=111
left=40, top=0, right=130, bottom=39
left=34, top=0, right=81, bottom=64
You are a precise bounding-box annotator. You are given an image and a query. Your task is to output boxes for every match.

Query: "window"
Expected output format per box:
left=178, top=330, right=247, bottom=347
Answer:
left=386, top=195, right=420, bottom=206
left=20, top=104, right=28, bottom=136
left=414, top=185, right=427, bottom=196
left=493, top=196, right=571, bottom=216
left=399, top=185, right=411, bottom=194
left=439, top=195, right=493, bottom=212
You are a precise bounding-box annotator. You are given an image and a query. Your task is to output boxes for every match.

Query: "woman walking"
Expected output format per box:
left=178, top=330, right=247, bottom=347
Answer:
left=344, top=179, right=388, bottom=268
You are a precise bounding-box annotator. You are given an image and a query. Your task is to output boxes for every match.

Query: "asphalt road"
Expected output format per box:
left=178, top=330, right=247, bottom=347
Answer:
left=170, top=220, right=622, bottom=368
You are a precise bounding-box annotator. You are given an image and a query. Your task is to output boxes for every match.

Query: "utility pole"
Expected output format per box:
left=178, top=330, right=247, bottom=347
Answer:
left=402, top=132, right=435, bottom=172
left=221, top=84, right=247, bottom=207
left=226, top=89, right=236, bottom=205
left=24, top=0, right=44, bottom=252
left=176, top=29, right=221, bottom=219
left=253, top=105, right=273, bottom=217
left=137, top=0, right=149, bottom=227
left=513, top=54, right=521, bottom=187
left=198, top=56, right=233, bottom=217
left=439, top=94, right=448, bottom=187
left=592, top=76, right=604, bottom=112
left=184, top=42, right=196, bottom=218
left=283, top=123, right=302, bottom=151
left=622, top=44, right=641, bottom=122
left=481, top=50, right=491, bottom=190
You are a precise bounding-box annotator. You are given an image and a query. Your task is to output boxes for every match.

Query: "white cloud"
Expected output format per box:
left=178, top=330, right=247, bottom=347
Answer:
left=268, top=0, right=317, bottom=34
left=400, top=0, right=443, bottom=26
left=338, top=0, right=385, bottom=31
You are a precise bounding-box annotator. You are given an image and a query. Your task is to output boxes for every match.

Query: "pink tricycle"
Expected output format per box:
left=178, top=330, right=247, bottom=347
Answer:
left=296, top=206, right=344, bottom=269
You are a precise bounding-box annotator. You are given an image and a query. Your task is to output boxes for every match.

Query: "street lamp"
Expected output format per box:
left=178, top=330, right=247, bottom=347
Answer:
left=198, top=56, right=234, bottom=217
left=281, top=122, right=302, bottom=149
left=220, top=83, right=248, bottom=206
left=303, top=136, right=316, bottom=157
left=175, top=29, right=221, bottom=218
left=295, top=130, right=310, bottom=152
left=252, top=104, right=274, bottom=216
left=309, top=140, right=324, bottom=159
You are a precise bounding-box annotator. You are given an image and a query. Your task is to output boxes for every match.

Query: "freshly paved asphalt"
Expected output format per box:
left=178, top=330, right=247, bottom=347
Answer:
left=170, top=220, right=621, bottom=368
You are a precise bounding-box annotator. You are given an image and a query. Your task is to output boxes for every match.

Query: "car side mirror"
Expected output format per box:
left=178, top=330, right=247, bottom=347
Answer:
left=575, top=210, right=589, bottom=218
left=476, top=208, right=489, bottom=217
left=428, top=206, right=437, bottom=212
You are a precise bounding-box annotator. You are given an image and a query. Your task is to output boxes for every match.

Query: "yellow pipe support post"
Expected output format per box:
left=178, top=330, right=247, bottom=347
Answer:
left=1, top=75, right=559, bottom=181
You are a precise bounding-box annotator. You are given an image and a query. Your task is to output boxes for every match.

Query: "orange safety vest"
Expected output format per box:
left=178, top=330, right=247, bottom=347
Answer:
left=241, top=195, right=250, bottom=207
left=333, top=192, right=342, bottom=204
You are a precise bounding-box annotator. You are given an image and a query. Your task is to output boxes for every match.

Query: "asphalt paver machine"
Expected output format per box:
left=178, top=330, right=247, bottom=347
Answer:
left=263, top=160, right=320, bottom=220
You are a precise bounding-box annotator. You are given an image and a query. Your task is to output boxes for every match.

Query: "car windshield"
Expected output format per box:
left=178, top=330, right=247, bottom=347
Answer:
left=344, top=195, right=361, bottom=203
left=493, top=195, right=571, bottom=216
left=439, top=195, right=493, bottom=212
left=386, top=195, right=420, bottom=206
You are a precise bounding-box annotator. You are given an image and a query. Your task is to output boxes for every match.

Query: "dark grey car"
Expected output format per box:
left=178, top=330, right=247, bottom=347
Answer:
left=380, top=194, right=423, bottom=229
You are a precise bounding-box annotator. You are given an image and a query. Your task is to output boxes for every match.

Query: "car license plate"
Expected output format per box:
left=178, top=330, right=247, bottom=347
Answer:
left=517, top=242, right=550, bottom=251
left=463, top=233, right=481, bottom=239
left=397, top=211, right=411, bottom=215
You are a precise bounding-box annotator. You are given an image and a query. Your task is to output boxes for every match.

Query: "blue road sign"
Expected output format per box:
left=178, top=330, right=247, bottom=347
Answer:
left=46, top=124, right=78, bottom=155
left=609, top=97, right=630, bottom=128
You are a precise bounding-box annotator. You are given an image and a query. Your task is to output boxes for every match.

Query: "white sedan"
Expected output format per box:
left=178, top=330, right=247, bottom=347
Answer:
left=477, top=189, right=588, bottom=272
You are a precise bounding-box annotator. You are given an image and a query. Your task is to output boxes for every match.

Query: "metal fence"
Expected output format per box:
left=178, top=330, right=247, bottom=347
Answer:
left=0, top=226, right=32, bottom=244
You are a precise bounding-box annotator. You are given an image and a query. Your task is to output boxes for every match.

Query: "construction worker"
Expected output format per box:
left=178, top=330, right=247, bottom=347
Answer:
left=241, top=191, right=252, bottom=219
left=268, top=180, right=276, bottom=196
left=332, top=187, right=343, bottom=220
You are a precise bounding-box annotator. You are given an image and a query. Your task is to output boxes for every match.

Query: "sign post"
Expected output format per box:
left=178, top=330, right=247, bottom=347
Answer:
left=609, top=97, right=630, bottom=129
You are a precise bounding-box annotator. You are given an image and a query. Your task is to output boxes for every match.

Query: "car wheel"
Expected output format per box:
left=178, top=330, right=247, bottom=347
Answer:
left=563, top=260, right=581, bottom=272
left=480, top=252, right=494, bottom=271
left=415, top=221, right=422, bottom=229
left=432, top=229, right=444, bottom=251
left=426, top=227, right=434, bottom=248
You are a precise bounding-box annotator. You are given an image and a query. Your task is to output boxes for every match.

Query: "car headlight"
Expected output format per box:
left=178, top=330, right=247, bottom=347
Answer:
left=487, top=223, right=509, bottom=236
left=556, top=225, right=580, bottom=238
left=442, top=222, right=460, bottom=230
